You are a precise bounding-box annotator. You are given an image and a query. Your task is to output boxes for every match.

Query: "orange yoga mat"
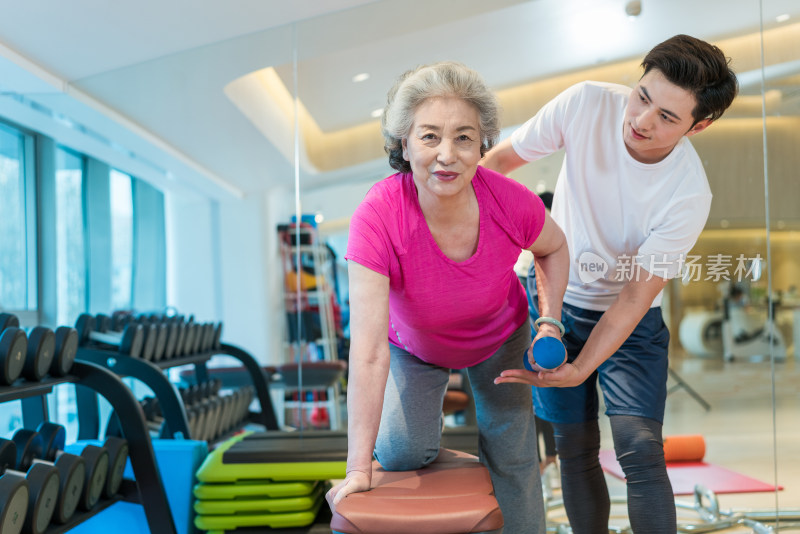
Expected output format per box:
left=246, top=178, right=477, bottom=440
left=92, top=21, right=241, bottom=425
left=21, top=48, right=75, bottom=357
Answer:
left=599, top=448, right=781, bottom=495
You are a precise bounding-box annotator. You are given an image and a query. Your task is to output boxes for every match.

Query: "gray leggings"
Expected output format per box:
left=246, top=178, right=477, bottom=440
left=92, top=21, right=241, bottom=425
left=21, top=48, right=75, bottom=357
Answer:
left=374, top=322, right=546, bottom=534
left=553, top=415, right=676, bottom=533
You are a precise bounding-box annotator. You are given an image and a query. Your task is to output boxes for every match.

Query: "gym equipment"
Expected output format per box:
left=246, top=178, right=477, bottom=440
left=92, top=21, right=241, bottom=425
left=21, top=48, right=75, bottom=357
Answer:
left=75, top=314, right=145, bottom=359
left=192, top=432, right=334, bottom=532
left=667, top=367, right=711, bottom=412
left=722, top=296, right=786, bottom=361
left=21, top=327, right=55, bottom=382
left=9, top=429, right=83, bottom=526
left=0, top=312, right=21, bottom=331
left=195, top=482, right=326, bottom=515
left=196, top=431, right=347, bottom=484
left=3, top=356, right=177, bottom=533
left=0, top=470, right=29, bottom=534
left=0, top=318, right=58, bottom=383
left=194, top=480, right=320, bottom=501
left=115, top=381, right=252, bottom=444
left=330, top=449, right=503, bottom=534
left=523, top=336, right=567, bottom=372
left=1, top=321, right=27, bottom=386
left=14, top=426, right=109, bottom=512
left=51, top=326, right=78, bottom=377
left=0, top=438, right=60, bottom=534
left=678, top=310, right=724, bottom=358
left=194, top=499, right=324, bottom=531
left=663, top=434, right=706, bottom=462
left=39, top=422, right=128, bottom=500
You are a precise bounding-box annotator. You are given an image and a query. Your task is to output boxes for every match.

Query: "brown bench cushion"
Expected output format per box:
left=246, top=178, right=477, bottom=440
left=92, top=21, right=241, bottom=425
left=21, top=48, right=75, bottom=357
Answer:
left=330, top=449, right=503, bottom=534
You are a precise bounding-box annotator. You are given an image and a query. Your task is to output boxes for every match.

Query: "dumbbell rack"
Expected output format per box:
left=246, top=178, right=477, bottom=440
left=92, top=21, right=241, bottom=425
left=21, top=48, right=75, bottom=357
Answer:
left=0, top=360, right=177, bottom=534
left=74, top=342, right=279, bottom=444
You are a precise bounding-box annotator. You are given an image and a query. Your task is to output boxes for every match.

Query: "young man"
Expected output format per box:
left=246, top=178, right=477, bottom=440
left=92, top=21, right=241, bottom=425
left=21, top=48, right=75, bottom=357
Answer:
left=483, top=34, right=738, bottom=532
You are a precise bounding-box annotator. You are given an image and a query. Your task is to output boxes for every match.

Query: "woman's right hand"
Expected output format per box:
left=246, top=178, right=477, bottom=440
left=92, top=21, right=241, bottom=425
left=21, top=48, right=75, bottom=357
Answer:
left=326, top=469, right=372, bottom=514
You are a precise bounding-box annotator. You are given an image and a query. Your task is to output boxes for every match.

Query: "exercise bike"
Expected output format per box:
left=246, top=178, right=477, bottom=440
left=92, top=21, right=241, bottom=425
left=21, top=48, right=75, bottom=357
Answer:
left=721, top=282, right=786, bottom=362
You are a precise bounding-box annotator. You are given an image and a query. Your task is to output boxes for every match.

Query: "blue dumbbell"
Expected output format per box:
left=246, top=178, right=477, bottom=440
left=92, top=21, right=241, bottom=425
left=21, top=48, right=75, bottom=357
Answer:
left=523, top=337, right=567, bottom=372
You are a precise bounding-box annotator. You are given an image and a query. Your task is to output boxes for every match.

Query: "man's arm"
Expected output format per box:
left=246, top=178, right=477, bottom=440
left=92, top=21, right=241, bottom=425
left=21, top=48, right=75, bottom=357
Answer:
left=496, top=265, right=669, bottom=387
left=482, top=138, right=529, bottom=176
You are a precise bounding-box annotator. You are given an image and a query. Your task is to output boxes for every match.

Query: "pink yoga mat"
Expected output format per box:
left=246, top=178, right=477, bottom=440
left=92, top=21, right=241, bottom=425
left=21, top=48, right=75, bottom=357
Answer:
left=599, top=450, right=781, bottom=495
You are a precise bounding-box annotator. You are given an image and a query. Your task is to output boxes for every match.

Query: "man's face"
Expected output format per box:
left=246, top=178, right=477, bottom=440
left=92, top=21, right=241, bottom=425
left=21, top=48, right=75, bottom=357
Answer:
left=623, top=69, right=711, bottom=164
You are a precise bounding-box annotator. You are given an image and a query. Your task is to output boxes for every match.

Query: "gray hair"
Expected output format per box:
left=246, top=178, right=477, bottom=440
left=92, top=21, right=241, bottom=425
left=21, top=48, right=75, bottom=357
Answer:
left=381, top=61, right=500, bottom=173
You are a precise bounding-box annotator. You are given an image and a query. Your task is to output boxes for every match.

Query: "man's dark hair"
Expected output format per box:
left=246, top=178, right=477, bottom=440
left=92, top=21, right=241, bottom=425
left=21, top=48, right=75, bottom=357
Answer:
left=642, top=34, right=738, bottom=124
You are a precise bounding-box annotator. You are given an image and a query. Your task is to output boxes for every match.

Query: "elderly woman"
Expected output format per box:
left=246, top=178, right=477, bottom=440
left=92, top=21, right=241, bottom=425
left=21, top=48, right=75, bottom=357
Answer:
left=327, top=61, right=569, bottom=533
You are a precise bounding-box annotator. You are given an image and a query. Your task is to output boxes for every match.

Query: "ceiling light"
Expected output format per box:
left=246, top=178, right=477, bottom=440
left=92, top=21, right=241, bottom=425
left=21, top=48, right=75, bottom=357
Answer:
left=775, top=13, right=790, bottom=23
left=625, top=0, right=642, bottom=18
left=370, top=108, right=383, bottom=118
left=352, top=73, right=370, bottom=83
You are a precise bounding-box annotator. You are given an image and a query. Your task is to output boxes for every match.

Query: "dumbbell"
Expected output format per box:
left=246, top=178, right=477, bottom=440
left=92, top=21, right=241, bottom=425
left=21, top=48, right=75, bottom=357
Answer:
left=1, top=437, right=60, bottom=534
left=16, top=425, right=109, bottom=512
left=212, top=322, right=223, bottom=352
left=136, top=397, right=194, bottom=440
left=21, top=327, right=55, bottom=382
left=162, top=323, right=179, bottom=360
left=51, top=327, right=78, bottom=377
left=151, top=324, right=168, bottom=361
left=138, top=397, right=167, bottom=435
left=10, top=316, right=57, bottom=382
left=0, top=468, right=29, bottom=534
left=9, top=428, right=83, bottom=525
left=38, top=423, right=127, bottom=501
left=116, top=315, right=172, bottom=362
left=523, top=336, right=568, bottom=372
left=94, top=314, right=159, bottom=362
left=49, top=430, right=129, bottom=499
left=0, top=314, right=27, bottom=386
left=182, top=322, right=197, bottom=356
left=75, top=314, right=144, bottom=359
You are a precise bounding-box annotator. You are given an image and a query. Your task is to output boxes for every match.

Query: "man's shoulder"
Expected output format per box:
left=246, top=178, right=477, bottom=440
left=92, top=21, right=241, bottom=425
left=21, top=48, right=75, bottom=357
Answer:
left=574, top=80, right=631, bottom=101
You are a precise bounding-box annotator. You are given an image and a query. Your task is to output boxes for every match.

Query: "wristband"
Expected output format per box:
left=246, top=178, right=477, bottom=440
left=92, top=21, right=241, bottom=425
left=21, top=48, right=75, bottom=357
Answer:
left=534, top=316, right=565, bottom=336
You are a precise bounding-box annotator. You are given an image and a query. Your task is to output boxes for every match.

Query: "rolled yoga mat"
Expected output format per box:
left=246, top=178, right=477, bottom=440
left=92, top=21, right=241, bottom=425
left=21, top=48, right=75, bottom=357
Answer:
left=663, top=434, right=706, bottom=462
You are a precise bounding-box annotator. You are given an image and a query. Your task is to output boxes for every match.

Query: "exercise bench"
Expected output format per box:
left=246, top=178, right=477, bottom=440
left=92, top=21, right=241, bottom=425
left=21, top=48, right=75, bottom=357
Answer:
left=331, top=448, right=504, bottom=534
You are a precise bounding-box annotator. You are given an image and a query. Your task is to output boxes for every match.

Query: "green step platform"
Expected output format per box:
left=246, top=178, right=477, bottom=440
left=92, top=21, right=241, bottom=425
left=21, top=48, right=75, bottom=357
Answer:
left=196, top=431, right=347, bottom=483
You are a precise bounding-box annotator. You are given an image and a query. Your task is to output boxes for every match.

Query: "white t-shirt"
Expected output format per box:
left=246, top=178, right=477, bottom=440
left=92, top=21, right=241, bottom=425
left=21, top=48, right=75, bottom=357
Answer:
left=511, top=81, right=712, bottom=311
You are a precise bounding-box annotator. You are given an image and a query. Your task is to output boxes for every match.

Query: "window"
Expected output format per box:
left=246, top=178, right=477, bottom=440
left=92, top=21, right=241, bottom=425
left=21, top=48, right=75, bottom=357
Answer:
left=0, top=123, right=35, bottom=311
left=55, top=148, right=87, bottom=326
left=110, top=169, right=133, bottom=311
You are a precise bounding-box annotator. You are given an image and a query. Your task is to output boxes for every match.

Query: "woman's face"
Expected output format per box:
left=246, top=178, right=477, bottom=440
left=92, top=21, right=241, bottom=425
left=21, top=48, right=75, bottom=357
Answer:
left=402, top=96, right=482, bottom=201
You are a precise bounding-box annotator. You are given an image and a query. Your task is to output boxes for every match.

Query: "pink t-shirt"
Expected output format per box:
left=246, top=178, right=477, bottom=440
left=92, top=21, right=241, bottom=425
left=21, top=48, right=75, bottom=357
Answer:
left=345, top=165, right=546, bottom=369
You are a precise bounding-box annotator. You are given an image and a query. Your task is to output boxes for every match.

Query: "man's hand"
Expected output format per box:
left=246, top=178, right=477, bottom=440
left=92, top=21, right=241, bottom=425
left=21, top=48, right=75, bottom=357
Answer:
left=494, top=360, right=586, bottom=388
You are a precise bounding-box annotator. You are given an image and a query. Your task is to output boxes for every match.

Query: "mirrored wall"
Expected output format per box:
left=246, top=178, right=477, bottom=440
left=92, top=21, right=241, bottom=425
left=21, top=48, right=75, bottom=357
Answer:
left=283, top=0, right=800, bottom=524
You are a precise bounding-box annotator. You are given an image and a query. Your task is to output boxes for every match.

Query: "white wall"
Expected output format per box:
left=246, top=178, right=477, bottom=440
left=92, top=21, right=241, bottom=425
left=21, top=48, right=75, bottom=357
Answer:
left=165, top=191, right=220, bottom=322
left=166, top=185, right=296, bottom=365
left=218, top=188, right=294, bottom=364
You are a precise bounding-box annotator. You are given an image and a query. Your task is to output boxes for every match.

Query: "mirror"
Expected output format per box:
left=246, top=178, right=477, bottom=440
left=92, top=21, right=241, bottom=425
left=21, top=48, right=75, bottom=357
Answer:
left=283, top=0, right=799, bottom=525
left=762, top=0, right=800, bottom=518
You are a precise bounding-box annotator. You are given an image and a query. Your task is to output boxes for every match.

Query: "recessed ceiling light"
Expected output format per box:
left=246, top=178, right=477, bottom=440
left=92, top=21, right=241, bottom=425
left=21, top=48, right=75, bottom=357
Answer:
left=776, top=13, right=790, bottom=23
left=352, top=73, right=370, bottom=83
left=370, top=108, right=383, bottom=118
left=625, top=0, right=642, bottom=18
